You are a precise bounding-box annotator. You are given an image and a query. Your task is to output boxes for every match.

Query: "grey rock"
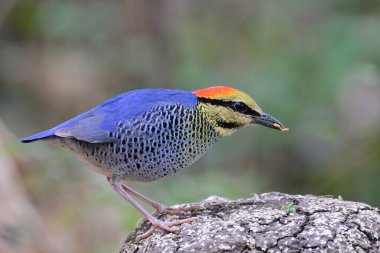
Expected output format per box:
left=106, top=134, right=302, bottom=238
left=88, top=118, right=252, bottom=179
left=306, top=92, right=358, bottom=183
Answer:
left=120, top=192, right=380, bottom=253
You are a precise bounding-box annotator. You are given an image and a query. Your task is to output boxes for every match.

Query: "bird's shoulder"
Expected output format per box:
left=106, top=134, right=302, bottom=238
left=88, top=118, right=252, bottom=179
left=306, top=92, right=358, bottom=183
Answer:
left=97, top=88, right=197, bottom=116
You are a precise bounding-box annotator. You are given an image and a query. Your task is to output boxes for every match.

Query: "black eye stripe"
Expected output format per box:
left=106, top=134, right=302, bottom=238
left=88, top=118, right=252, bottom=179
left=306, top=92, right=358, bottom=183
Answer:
left=197, top=97, right=260, bottom=116
left=198, top=97, right=235, bottom=111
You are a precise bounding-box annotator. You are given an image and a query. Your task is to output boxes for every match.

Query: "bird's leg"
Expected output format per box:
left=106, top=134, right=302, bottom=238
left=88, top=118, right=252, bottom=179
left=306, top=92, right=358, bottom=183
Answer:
left=120, top=183, right=170, bottom=213
left=119, top=182, right=201, bottom=216
left=107, top=176, right=197, bottom=240
left=107, top=177, right=169, bottom=213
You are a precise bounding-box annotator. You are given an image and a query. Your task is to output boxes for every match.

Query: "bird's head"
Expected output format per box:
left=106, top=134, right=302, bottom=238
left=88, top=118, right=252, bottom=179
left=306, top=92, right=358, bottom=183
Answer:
left=193, top=86, right=288, bottom=136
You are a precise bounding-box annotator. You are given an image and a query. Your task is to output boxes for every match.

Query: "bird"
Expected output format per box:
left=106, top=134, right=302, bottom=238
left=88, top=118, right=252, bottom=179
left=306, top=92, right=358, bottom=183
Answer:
left=20, top=86, right=288, bottom=239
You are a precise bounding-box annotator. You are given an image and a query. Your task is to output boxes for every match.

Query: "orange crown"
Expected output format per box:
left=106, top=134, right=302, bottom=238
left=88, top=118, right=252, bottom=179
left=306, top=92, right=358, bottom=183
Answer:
left=192, top=86, right=238, bottom=99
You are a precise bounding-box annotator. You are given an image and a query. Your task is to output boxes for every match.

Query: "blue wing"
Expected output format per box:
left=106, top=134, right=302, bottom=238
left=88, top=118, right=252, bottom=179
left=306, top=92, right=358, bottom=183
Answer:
left=20, top=89, right=197, bottom=143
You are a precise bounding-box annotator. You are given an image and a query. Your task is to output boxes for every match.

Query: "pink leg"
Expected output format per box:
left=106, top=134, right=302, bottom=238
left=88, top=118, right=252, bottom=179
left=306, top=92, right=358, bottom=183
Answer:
left=107, top=176, right=197, bottom=240
left=119, top=182, right=201, bottom=215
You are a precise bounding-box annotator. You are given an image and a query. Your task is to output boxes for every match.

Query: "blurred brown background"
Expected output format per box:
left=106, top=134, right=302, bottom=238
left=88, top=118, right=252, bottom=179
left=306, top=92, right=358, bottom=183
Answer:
left=1, top=0, right=380, bottom=252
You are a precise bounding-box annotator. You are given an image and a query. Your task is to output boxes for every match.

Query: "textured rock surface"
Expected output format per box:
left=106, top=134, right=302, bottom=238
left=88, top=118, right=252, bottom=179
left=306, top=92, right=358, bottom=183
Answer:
left=120, top=192, right=380, bottom=253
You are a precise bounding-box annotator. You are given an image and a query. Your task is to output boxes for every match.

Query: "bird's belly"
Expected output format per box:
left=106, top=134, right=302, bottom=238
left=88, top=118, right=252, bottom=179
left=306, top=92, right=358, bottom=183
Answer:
left=63, top=136, right=216, bottom=182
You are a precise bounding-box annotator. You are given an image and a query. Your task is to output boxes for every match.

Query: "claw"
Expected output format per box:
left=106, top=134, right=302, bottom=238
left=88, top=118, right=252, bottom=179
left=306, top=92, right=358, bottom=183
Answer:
left=141, top=203, right=203, bottom=223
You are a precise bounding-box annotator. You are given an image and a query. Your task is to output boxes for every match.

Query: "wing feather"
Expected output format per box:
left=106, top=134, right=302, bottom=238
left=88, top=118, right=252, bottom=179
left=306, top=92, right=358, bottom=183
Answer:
left=20, top=89, right=197, bottom=143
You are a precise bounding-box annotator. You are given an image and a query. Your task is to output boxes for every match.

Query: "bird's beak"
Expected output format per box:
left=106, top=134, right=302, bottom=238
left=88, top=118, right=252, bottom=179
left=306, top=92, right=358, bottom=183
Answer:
left=252, top=113, right=289, bottom=131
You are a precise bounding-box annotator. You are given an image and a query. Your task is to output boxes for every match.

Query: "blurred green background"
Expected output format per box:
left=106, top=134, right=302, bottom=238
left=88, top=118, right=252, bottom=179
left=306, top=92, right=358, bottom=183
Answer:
left=1, top=0, right=380, bottom=252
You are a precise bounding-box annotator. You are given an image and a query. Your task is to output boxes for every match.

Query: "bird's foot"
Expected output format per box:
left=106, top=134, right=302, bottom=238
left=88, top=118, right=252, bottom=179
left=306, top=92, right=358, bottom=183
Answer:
left=139, top=203, right=202, bottom=226
left=136, top=216, right=198, bottom=240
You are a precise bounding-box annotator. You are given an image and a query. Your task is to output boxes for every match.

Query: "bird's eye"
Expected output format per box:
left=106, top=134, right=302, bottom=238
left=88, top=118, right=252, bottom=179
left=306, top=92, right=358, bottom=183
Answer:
left=233, top=102, right=248, bottom=113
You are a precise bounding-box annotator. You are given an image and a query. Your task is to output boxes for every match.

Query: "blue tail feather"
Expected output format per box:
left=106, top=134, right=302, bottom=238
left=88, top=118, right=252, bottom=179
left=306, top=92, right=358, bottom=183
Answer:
left=19, top=129, right=56, bottom=143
